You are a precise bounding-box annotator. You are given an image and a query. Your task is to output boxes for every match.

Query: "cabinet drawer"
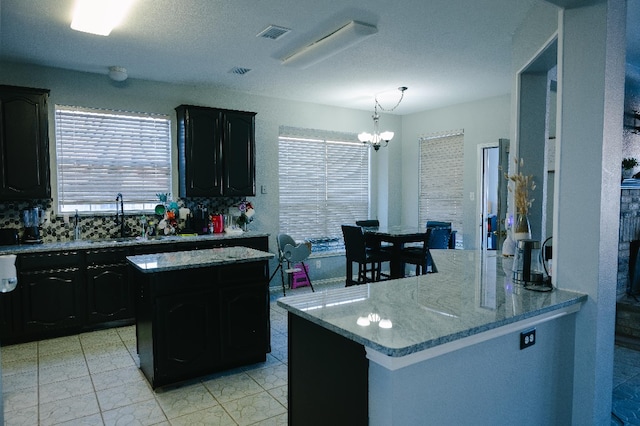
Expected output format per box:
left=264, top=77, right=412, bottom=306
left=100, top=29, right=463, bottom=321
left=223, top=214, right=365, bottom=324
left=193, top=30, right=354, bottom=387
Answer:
left=86, top=248, right=129, bottom=265
left=19, top=251, right=82, bottom=271
left=218, top=261, right=267, bottom=285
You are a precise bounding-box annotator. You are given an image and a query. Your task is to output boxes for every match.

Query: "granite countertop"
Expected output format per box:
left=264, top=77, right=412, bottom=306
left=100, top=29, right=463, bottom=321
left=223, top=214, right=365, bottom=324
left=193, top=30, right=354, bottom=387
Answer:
left=0, top=232, right=270, bottom=255
left=277, top=249, right=587, bottom=358
left=126, top=246, right=275, bottom=273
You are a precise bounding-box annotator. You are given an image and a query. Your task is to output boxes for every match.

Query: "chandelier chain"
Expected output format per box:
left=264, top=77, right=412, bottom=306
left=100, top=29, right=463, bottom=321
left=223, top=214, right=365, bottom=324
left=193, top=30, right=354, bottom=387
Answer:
left=374, top=86, right=407, bottom=112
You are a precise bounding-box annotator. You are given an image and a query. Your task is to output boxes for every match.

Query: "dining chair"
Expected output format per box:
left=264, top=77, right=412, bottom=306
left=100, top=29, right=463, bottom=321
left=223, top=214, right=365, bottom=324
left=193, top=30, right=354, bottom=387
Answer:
left=355, top=219, right=392, bottom=251
left=269, top=233, right=315, bottom=296
left=355, top=219, right=379, bottom=228
left=342, top=225, right=392, bottom=286
left=399, top=228, right=442, bottom=275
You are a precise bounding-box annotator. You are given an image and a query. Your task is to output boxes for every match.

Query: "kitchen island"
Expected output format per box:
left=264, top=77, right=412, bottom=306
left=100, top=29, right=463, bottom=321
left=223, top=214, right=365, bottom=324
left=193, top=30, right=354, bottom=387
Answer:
left=277, top=250, right=587, bottom=426
left=127, top=246, right=274, bottom=389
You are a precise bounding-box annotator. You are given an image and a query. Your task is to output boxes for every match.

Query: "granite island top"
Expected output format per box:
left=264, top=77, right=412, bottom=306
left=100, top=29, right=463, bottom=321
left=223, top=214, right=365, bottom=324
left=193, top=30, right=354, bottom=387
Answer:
left=277, top=249, right=587, bottom=359
left=0, top=231, right=269, bottom=255
left=126, top=246, right=274, bottom=273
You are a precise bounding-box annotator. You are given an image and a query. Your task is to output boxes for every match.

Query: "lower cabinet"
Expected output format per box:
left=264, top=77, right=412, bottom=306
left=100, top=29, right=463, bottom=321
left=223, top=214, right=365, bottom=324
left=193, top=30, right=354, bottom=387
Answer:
left=1, top=235, right=269, bottom=345
left=135, top=260, right=270, bottom=388
left=20, top=267, right=85, bottom=335
left=85, top=248, right=132, bottom=325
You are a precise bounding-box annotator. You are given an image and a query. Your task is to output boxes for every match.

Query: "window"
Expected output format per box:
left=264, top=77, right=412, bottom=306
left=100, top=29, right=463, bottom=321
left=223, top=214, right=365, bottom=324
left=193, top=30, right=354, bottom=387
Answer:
left=55, top=105, right=171, bottom=214
left=278, top=127, right=369, bottom=247
left=418, top=130, right=464, bottom=246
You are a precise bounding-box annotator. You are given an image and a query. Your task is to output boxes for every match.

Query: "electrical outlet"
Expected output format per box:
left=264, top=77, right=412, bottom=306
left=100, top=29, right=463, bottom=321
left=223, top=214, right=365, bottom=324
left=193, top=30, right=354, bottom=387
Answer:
left=315, top=260, right=321, bottom=269
left=520, top=329, right=536, bottom=350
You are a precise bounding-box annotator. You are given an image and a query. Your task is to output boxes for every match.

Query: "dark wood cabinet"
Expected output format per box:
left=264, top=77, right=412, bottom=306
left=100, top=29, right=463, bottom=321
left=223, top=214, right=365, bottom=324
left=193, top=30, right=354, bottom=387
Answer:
left=134, top=259, right=269, bottom=388
left=85, top=248, right=132, bottom=325
left=19, top=251, right=85, bottom=336
left=219, top=282, right=269, bottom=363
left=176, top=105, right=256, bottom=197
left=1, top=235, right=269, bottom=345
left=0, top=85, right=51, bottom=199
left=0, top=289, right=20, bottom=339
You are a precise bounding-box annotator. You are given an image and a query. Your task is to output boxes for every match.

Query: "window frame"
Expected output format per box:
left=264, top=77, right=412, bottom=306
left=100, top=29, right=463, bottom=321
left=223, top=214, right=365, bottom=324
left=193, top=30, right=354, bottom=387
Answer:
left=54, top=105, right=172, bottom=215
left=278, top=127, right=370, bottom=248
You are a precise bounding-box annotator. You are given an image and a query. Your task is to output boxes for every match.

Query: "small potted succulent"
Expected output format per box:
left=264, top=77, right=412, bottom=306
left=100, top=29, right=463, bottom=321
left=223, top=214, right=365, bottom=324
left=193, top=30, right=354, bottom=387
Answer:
left=622, top=157, right=638, bottom=180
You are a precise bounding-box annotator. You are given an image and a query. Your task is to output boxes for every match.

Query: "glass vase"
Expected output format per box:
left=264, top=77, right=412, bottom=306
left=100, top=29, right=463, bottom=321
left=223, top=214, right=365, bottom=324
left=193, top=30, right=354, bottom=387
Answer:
left=513, top=213, right=531, bottom=241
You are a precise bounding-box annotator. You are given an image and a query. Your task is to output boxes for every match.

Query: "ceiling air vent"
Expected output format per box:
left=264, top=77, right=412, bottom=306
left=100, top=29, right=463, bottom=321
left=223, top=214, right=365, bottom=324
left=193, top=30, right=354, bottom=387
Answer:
left=256, top=25, right=291, bottom=40
left=229, top=67, right=252, bottom=75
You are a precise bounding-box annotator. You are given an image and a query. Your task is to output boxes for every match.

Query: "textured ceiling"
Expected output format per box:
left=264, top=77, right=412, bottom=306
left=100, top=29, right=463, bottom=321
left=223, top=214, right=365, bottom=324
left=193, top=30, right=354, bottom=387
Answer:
left=0, top=0, right=636, bottom=115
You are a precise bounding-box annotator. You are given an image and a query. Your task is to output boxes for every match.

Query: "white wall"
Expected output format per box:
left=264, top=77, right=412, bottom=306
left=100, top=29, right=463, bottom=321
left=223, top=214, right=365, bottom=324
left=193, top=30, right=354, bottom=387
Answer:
left=399, top=95, right=511, bottom=248
left=512, top=0, right=625, bottom=423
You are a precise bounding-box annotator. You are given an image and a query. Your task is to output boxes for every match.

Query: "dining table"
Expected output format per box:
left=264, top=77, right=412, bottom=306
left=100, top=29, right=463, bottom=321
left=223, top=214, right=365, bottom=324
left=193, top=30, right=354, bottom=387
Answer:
left=363, top=225, right=431, bottom=279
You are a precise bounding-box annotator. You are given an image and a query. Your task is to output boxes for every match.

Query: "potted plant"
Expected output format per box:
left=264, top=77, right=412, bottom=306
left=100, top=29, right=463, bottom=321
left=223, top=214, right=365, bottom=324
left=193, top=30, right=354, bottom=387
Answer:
left=622, top=157, right=638, bottom=180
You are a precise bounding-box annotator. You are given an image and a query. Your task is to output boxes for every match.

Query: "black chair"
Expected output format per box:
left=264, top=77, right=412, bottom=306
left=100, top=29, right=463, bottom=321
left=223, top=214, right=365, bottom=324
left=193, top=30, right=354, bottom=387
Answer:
left=426, top=221, right=456, bottom=249
left=342, top=225, right=392, bottom=286
left=399, top=228, right=449, bottom=275
left=355, top=219, right=379, bottom=228
left=355, top=219, right=391, bottom=250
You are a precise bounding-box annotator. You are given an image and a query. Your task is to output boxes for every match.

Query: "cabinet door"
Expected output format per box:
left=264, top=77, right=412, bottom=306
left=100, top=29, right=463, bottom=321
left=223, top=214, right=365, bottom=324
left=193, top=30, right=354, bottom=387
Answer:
left=0, top=86, right=51, bottom=199
left=155, top=291, right=219, bottom=385
left=177, top=106, right=223, bottom=197
left=0, top=288, right=20, bottom=340
left=223, top=111, right=256, bottom=196
left=20, top=268, right=84, bottom=335
left=86, top=263, right=132, bottom=324
left=219, top=282, right=268, bottom=363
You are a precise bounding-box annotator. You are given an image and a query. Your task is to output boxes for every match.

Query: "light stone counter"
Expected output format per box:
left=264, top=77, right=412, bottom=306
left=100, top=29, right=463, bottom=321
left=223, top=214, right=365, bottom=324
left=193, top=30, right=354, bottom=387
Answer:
left=126, top=246, right=274, bottom=273
left=277, top=249, right=587, bottom=360
left=0, top=231, right=269, bottom=255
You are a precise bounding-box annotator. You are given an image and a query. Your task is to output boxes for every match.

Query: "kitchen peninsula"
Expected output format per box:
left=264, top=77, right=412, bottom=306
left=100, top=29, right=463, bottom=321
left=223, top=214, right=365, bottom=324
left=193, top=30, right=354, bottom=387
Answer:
left=127, top=246, right=274, bottom=389
left=278, top=250, right=587, bottom=426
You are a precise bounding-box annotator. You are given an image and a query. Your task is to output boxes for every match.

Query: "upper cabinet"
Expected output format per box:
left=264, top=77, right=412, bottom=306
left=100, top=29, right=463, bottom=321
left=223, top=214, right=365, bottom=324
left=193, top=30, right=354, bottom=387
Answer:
left=176, top=105, right=256, bottom=197
left=0, top=85, right=51, bottom=200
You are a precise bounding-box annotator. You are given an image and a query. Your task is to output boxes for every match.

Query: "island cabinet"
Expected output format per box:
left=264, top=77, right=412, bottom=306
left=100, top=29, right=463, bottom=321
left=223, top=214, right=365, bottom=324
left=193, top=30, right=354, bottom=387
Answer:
left=131, top=250, right=271, bottom=389
left=176, top=105, right=256, bottom=197
left=0, top=85, right=51, bottom=199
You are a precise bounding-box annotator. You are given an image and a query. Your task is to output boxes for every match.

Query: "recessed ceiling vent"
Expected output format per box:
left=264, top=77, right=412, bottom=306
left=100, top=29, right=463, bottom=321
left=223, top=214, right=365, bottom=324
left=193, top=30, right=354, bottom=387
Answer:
left=229, top=67, right=252, bottom=75
left=256, top=25, right=291, bottom=40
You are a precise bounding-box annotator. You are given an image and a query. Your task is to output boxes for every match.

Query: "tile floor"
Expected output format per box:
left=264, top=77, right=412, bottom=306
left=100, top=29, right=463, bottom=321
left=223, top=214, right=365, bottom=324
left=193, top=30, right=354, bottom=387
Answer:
left=612, top=344, right=640, bottom=425
left=2, top=279, right=639, bottom=425
left=0, top=280, right=341, bottom=426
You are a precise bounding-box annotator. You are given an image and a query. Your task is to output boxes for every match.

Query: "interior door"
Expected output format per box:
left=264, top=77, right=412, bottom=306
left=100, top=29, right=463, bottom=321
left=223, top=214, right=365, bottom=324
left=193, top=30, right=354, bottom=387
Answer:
left=496, top=138, right=510, bottom=250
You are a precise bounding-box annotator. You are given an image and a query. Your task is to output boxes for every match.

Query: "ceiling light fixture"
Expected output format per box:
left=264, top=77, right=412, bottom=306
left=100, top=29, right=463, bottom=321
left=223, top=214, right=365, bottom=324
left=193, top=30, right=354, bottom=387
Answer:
left=108, top=66, right=128, bottom=82
left=359, top=87, right=408, bottom=151
left=282, top=20, right=377, bottom=69
left=71, top=0, right=135, bottom=36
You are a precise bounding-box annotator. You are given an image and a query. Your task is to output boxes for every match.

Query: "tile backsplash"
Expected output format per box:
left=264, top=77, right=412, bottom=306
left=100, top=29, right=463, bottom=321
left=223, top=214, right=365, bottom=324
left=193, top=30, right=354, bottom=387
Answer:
left=0, top=197, right=246, bottom=243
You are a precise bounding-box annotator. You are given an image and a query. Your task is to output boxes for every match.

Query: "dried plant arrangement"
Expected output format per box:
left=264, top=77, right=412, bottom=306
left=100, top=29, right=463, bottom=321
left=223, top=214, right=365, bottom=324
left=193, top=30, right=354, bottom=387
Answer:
left=504, top=157, right=536, bottom=215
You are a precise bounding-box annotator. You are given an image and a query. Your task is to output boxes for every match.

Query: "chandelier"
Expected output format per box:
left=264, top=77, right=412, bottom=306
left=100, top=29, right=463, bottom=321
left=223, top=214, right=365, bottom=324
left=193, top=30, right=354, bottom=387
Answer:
left=358, top=86, right=407, bottom=151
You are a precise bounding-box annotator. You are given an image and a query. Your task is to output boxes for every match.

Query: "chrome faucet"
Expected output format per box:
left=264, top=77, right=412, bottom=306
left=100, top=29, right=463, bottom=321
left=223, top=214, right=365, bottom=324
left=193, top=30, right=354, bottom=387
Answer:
left=115, top=193, right=126, bottom=237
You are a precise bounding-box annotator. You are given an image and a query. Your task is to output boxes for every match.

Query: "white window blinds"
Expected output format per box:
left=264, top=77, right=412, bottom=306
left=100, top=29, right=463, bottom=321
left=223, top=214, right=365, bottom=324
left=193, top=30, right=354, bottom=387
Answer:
left=55, top=106, right=171, bottom=214
left=278, top=128, right=369, bottom=243
left=418, top=131, right=464, bottom=245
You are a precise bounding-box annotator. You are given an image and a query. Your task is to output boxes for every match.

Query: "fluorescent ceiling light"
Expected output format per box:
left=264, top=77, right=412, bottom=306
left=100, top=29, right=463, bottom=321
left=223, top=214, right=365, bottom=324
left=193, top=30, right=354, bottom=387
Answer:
left=71, top=0, right=135, bottom=36
left=282, top=20, right=377, bottom=69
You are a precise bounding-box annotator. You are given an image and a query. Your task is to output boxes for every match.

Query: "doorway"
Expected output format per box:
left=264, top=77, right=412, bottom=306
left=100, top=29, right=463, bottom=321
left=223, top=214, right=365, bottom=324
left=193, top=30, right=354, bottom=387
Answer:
left=477, top=139, right=510, bottom=250
left=480, top=146, right=499, bottom=250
